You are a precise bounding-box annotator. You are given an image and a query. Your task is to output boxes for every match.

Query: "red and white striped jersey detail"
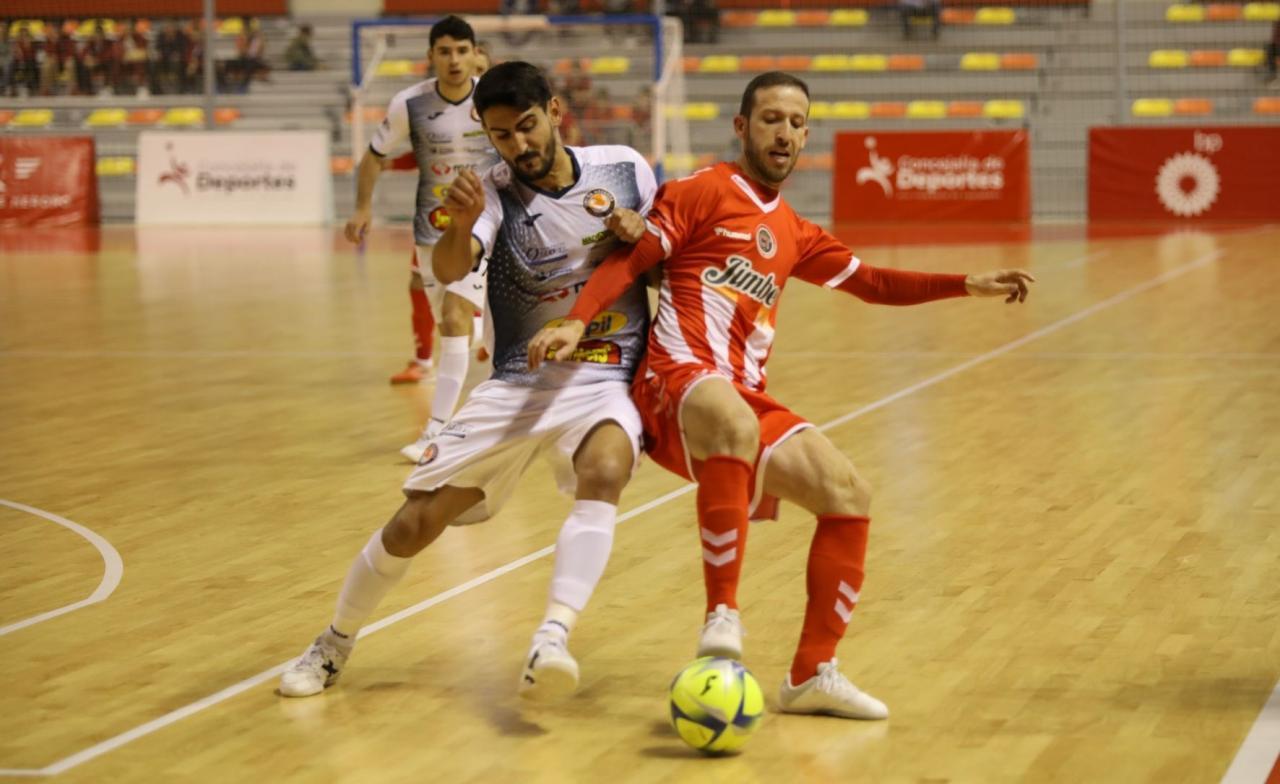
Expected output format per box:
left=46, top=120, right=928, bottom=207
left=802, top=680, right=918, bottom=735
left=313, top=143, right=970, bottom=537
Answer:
left=642, top=162, right=858, bottom=393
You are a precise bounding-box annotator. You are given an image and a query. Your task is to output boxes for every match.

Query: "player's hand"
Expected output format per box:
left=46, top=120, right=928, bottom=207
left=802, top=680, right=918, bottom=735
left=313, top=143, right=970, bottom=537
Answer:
left=604, top=208, right=646, bottom=244
left=443, top=169, right=485, bottom=230
left=344, top=207, right=372, bottom=244
left=527, top=320, right=587, bottom=370
left=965, top=269, right=1036, bottom=303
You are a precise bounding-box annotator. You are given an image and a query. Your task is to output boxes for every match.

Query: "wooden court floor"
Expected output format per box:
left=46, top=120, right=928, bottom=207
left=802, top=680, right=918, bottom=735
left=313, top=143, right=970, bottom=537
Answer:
left=1, top=224, right=1277, bottom=783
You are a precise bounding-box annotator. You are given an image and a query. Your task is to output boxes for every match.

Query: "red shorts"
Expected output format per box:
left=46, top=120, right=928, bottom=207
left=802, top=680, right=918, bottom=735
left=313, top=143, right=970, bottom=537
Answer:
left=630, top=359, right=812, bottom=520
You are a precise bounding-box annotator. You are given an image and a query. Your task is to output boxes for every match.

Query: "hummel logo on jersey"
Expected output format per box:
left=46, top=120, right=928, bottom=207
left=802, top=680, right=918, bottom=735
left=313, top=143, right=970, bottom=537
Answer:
left=713, top=226, right=751, bottom=241
left=701, top=255, right=781, bottom=307
left=427, top=110, right=445, bottom=120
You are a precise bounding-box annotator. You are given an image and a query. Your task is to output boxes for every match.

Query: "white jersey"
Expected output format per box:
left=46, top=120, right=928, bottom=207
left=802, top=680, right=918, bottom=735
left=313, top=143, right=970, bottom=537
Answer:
left=471, top=145, right=658, bottom=389
left=369, top=77, right=501, bottom=246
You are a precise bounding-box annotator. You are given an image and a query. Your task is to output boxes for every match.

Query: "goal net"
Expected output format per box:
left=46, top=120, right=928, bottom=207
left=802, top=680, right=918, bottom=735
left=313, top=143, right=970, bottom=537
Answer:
left=349, top=14, right=689, bottom=220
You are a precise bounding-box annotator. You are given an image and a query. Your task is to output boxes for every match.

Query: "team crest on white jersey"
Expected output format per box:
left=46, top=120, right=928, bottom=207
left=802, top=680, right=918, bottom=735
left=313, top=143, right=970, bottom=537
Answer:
left=583, top=188, right=616, bottom=217
left=755, top=225, right=777, bottom=259
left=702, top=255, right=781, bottom=307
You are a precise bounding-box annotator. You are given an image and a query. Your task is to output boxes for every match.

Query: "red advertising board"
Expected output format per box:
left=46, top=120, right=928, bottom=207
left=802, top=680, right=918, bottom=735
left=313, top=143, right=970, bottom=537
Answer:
left=1089, top=126, right=1280, bottom=221
left=0, top=136, right=99, bottom=228
left=832, top=130, right=1030, bottom=223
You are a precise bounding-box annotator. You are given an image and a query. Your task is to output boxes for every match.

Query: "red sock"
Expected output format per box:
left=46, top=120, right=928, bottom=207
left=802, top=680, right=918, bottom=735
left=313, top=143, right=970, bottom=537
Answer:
left=409, top=285, right=435, bottom=362
left=790, top=514, right=869, bottom=685
left=695, top=455, right=753, bottom=614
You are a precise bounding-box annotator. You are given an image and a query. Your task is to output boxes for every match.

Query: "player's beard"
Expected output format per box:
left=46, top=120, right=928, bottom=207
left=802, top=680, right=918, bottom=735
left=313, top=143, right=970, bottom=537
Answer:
left=743, top=128, right=798, bottom=185
left=510, top=136, right=559, bottom=184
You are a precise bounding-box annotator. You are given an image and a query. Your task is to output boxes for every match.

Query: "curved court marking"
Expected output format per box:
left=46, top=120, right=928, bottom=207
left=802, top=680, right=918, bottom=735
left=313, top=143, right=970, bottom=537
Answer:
left=0, top=500, right=124, bottom=638
left=1, top=247, right=1247, bottom=779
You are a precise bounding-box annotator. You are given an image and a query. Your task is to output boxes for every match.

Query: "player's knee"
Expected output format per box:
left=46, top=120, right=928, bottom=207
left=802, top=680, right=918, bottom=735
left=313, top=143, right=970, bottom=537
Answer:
left=828, top=468, right=872, bottom=516
left=575, top=451, right=632, bottom=498
left=440, top=307, right=472, bottom=336
left=715, top=413, right=759, bottom=459
left=384, top=493, right=440, bottom=555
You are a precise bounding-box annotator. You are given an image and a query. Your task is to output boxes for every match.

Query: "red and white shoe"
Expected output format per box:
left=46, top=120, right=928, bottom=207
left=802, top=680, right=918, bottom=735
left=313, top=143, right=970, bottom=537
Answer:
left=389, top=359, right=431, bottom=385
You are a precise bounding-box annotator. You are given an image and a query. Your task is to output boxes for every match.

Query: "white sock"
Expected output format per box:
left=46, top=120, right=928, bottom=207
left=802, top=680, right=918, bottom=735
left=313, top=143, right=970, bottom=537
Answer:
left=547, top=500, right=619, bottom=620
left=537, top=602, right=579, bottom=641
left=430, top=335, right=470, bottom=428
left=330, top=529, right=412, bottom=638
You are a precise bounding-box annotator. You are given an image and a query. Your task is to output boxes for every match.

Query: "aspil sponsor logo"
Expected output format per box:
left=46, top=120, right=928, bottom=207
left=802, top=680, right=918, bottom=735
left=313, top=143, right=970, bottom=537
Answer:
left=0, top=154, right=73, bottom=209
left=543, top=310, right=628, bottom=339
left=701, top=255, right=780, bottom=307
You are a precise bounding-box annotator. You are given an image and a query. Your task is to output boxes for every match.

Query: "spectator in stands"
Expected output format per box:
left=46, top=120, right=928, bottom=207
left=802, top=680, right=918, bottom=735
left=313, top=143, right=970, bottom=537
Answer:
left=235, top=16, right=270, bottom=90
left=156, top=20, right=186, bottom=94
left=549, top=0, right=583, bottom=13
left=899, top=0, right=941, bottom=40
left=563, top=58, right=592, bottom=113
left=285, top=24, right=318, bottom=71
left=670, top=0, right=719, bottom=44
left=40, top=21, right=84, bottom=96
left=475, top=41, right=492, bottom=75
left=10, top=26, right=40, bottom=96
left=0, top=24, right=12, bottom=97
left=630, top=84, right=652, bottom=133
left=81, top=22, right=118, bottom=95
left=603, top=0, right=636, bottom=44
left=1267, top=19, right=1279, bottom=85
left=181, top=20, right=206, bottom=93
left=119, top=19, right=151, bottom=96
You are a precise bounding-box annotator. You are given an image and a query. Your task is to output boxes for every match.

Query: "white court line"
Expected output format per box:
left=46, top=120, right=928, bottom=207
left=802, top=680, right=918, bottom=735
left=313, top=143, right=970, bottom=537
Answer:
left=780, top=350, right=1280, bottom=361
left=1222, top=680, right=1280, bottom=784
left=0, top=247, right=1228, bottom=778
left=0, top=501, right=124, bottom=638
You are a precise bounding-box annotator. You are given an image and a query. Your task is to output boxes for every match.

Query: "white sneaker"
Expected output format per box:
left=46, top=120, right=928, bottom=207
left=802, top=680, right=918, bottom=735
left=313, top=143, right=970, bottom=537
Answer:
left=778, top=659, right=889, bottom=720
left=399, top=419, right=445, bottom=463
left=696, top=603, right=744, bottom=659
left=279, top=631, right=352, bottom=698
left=518, top=632, right=579, bottom=702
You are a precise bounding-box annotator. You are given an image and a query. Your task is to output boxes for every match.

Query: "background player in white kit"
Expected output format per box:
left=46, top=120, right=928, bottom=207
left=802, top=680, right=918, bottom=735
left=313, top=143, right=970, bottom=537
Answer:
left=281, top=61, right=657, bottom=703
left=342, top=16, right=500, bottom=460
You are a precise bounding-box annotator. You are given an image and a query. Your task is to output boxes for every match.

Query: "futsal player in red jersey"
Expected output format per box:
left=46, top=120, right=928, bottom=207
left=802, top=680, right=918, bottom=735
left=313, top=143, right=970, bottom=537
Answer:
left=529, top=71, right=1035, bottom=720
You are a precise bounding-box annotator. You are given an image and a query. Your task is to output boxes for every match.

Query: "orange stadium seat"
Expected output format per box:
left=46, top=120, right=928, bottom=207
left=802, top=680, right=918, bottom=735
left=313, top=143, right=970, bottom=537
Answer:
left=214, top=108, right=241, bottom=125
left=741, top=56, right=778, bottom=72
left=795, top=11, right=829, bottom=26
left=127, top=108, right=164, bottom=125
left=1206, top=3, right=1243, bottom=20
left=888, top=54, right=926, bottom=71
left=941, top=9, right=977, bottom=24
left=720, top=12, right=758, bottom=28
left=1001, top=53, right=1039, bottom=69
left=777, top=55, right=813, bottom=71
left=1189, top=50, right=1228, bottom=67
left=681, top=56, right=700, bottom=74
left=1174, top=98, right=1213, bottom=115
left=1254, top=97, right=1280, bottom=114
left=0, top=110, right=14, bottom=126
left=871, top=102, right=907, bottom=118
left=331, top=157, right=354, bottom=175
left=947, top=101, right=985, bottom=117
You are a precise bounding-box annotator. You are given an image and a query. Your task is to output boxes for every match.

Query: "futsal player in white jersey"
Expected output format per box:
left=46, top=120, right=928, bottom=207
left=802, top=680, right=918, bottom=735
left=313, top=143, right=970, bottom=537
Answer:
left=342, top=16, right=501, bottom=460
left=282, top=61, right=657, bottom=702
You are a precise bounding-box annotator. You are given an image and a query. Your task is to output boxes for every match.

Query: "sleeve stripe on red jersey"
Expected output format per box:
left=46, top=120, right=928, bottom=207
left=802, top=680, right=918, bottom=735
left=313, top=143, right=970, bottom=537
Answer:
left=823, top=255, right=862, bottom=289
left=645, top=220, right=672, bottom=259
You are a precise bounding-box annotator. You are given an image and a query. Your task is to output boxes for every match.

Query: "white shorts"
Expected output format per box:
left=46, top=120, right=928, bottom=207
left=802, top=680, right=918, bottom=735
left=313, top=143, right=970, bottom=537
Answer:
left=403, top=379, right=644, bottom=525
left=415, top=244, right=487, bottom=312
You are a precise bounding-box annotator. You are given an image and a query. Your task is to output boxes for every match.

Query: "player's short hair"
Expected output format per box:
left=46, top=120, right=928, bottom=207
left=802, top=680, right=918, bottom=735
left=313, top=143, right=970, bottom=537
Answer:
left=738, top=71, right=811, bottom=118
left=474, top=61, right=553, bottom=117
left=429, top=15, right=476, bottom=48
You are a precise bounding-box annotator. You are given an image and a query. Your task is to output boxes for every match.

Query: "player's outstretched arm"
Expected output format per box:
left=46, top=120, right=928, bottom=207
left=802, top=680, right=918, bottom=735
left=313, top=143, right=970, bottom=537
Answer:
left=434, top=169, right=486, bottom=284
left=343, top=150, right=384, bottom=244
left=964, top=269, right=1036, bottom=303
